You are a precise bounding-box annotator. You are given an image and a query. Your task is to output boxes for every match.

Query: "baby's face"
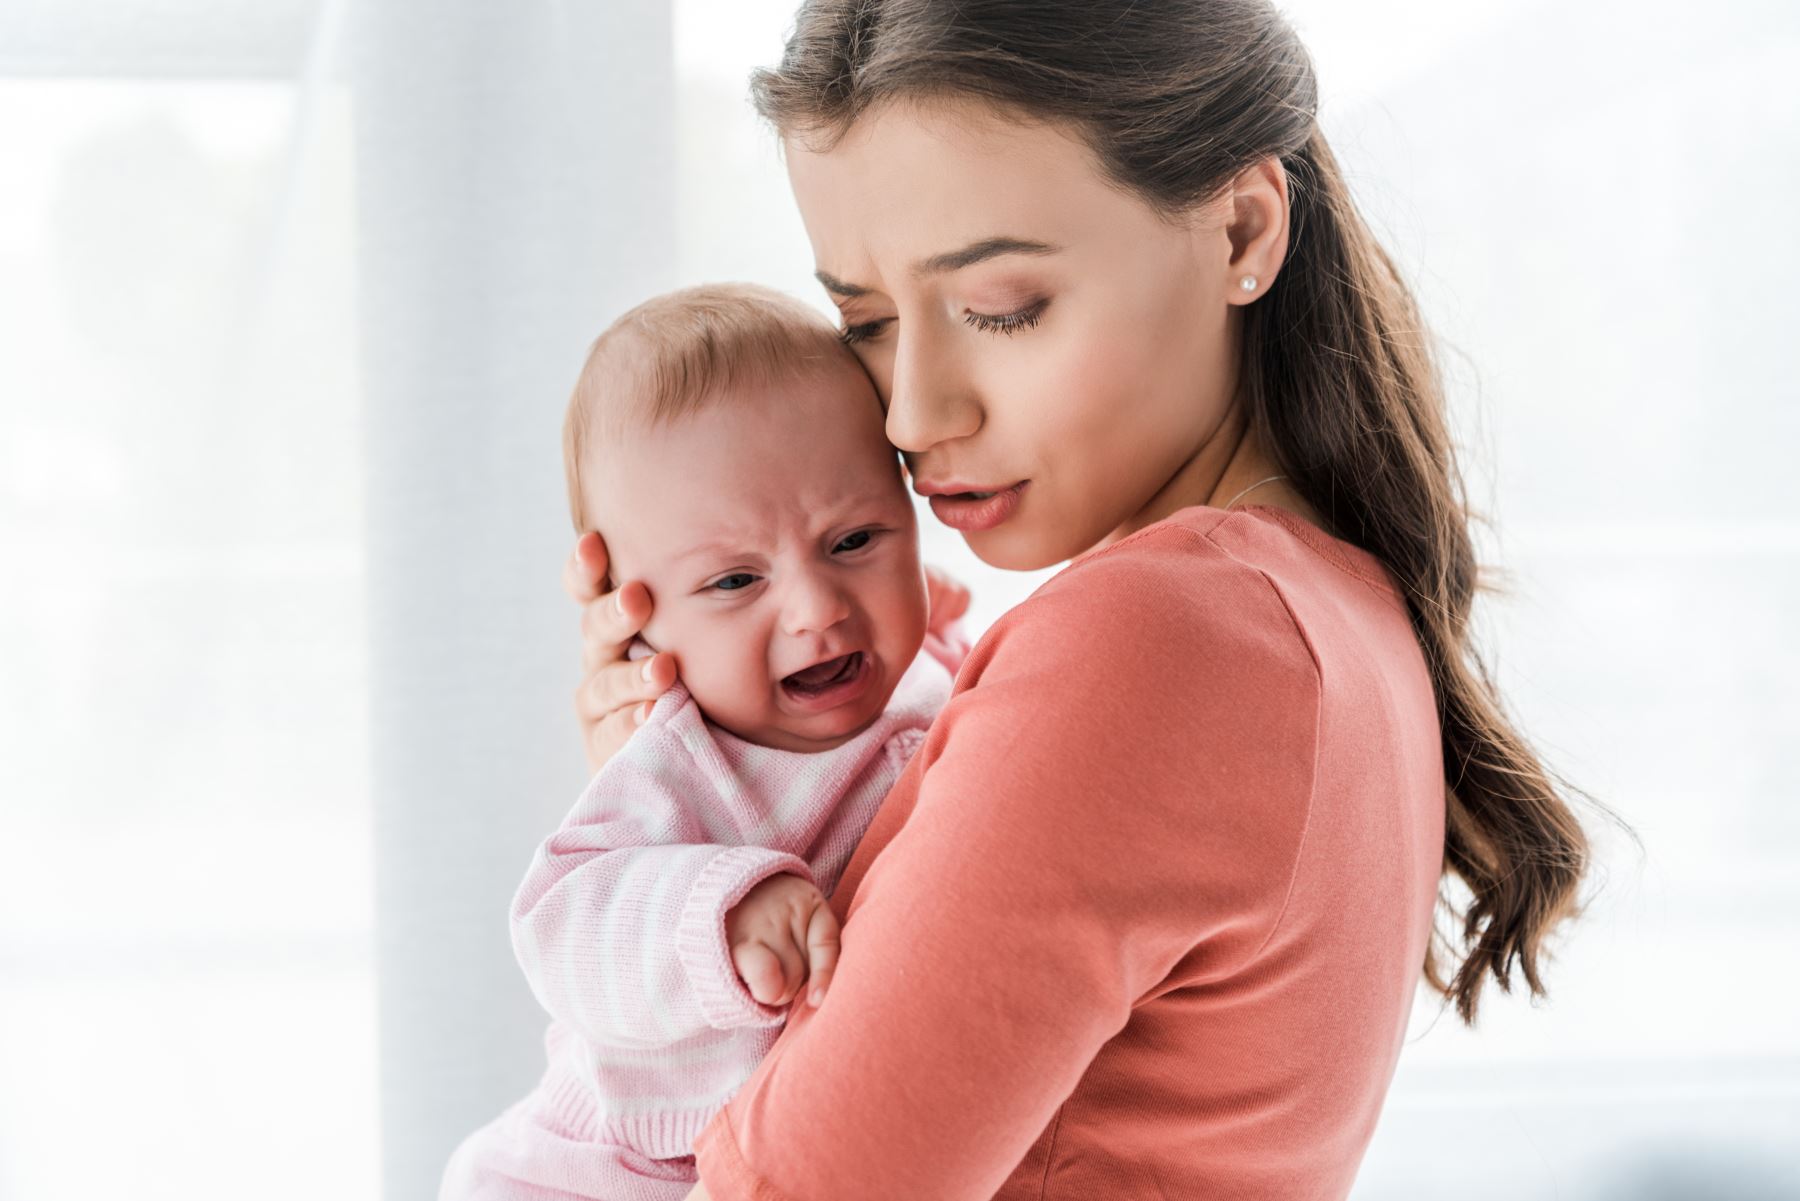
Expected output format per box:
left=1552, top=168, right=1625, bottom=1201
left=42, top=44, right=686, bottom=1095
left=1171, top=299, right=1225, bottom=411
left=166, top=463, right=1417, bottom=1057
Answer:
left=590, top=363, right=929, bottom=753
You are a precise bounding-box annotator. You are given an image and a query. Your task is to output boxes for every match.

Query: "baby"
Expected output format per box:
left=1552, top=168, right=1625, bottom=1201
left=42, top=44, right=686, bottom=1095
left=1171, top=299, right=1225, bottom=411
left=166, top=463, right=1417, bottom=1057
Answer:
left=439, top=282, right=970, bottom=1201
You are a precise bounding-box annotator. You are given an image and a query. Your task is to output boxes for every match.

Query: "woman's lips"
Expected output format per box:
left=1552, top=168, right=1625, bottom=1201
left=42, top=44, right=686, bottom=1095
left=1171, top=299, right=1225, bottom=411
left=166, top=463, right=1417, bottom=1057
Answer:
left=928, top=481, right=1028, bottom=533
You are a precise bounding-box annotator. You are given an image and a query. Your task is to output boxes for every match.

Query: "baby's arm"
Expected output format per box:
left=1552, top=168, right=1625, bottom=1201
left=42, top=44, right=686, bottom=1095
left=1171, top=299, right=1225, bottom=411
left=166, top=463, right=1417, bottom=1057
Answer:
left=509, top=747, right=815, bottom=1050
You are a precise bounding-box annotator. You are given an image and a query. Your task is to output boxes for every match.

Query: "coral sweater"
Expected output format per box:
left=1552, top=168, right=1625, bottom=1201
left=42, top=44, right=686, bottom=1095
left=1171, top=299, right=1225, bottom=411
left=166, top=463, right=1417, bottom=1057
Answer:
left=691, top=504, right=1448, bottom=1201
left=508, top=629, right=967, bottom=1160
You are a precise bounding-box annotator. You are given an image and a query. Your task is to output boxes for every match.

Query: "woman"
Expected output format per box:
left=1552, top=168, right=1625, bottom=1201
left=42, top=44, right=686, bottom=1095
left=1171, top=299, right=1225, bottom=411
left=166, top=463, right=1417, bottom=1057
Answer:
left=564, top=2, right=1592, bottom=1197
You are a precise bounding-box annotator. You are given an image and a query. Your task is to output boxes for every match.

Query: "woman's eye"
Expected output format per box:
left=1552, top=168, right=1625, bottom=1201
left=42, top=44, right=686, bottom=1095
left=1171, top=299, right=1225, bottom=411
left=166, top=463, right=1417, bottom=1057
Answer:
left=838, top=318, right=892, bottom=345
left=711, top=573, right=758, bottom=592
left=835, top=530, right=878, bottom=553
left=964, top=299, right=1048, bottom=336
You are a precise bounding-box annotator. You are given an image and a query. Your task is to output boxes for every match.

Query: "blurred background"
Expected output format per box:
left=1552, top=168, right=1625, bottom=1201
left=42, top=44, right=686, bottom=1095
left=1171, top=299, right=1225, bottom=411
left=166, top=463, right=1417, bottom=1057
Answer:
left=1, top=1, right=1796, bottom=1198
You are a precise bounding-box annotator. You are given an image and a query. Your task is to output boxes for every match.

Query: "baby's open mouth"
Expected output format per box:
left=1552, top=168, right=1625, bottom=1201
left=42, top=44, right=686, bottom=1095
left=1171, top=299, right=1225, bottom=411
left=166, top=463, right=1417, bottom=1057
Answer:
left=781, top=651, right=864, bottom=696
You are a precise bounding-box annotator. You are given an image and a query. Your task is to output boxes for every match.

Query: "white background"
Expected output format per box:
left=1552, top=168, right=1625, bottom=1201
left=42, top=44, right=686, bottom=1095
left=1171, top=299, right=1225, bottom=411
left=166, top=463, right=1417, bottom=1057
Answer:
left=1, top=1, right=1796, bottom=1198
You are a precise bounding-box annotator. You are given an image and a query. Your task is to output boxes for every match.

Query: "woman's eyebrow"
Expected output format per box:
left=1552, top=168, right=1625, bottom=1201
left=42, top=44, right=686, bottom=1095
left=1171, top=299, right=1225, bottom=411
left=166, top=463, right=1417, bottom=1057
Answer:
left=914, top=236, right=1060, bottom=277
left=814, top=270, right=871, bottom=298
left=814, top=236, right=1062, bottom=297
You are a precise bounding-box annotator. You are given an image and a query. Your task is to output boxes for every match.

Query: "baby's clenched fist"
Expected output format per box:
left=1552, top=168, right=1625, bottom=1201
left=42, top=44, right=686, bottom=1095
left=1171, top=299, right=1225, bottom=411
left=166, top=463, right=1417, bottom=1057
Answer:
left=724, top=872, right=840, bottom=1009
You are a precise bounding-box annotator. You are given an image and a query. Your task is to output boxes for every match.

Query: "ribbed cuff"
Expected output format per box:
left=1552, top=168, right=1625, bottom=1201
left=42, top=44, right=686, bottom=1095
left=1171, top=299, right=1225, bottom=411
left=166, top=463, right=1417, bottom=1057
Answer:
left=676, top=845, right=815, bottom=1031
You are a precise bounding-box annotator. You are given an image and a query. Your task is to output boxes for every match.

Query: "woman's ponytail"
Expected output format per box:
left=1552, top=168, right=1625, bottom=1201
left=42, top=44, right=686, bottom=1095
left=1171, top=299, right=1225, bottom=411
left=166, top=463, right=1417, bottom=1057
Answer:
left=1246, top=128, right=1601, bottom=1022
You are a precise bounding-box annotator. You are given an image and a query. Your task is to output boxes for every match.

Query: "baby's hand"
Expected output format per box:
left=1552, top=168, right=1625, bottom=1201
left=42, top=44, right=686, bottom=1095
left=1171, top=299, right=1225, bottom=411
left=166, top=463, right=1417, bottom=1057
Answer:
left=724, top=873, right=840, bottom=1010
left=924, top=562, right=972, bottom=635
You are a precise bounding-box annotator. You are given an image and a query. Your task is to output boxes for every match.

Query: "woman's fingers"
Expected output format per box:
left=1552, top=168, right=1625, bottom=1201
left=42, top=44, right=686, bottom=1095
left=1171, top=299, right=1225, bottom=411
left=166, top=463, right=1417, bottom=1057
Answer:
left=574, top=650, right=675, bottom=724
left=575, top=655, right=675, bottom=774
left=566, top=529, right=675, bottom=773
left=563, top=531, right=610, bottom=605
left=578, top=578, right=650, bottom=676
left=583, top=701, right=653, bottom=776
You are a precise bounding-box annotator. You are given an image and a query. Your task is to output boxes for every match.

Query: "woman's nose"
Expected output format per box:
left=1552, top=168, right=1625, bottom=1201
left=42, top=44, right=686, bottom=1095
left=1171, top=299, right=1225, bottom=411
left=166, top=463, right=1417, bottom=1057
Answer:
left=779, top=571, right=853, bottom=638
left=883, top=325, right=982, bottom=454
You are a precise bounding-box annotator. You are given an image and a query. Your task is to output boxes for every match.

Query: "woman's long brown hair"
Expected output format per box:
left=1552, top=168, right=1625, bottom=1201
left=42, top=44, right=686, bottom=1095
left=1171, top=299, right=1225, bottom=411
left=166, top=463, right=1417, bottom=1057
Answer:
left=750, top=0, right=1623, bottom=1024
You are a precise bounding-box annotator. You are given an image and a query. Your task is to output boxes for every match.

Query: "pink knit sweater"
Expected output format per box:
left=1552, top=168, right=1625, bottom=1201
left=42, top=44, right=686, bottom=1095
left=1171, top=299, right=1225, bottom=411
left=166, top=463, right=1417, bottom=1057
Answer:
left=502, top=627, right=967, bottom=1163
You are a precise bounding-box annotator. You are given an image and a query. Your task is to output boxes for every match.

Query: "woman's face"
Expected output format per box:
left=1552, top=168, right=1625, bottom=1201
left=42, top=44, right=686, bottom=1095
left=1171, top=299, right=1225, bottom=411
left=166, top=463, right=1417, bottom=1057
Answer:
left=783, top=98, right=1262, bottom=570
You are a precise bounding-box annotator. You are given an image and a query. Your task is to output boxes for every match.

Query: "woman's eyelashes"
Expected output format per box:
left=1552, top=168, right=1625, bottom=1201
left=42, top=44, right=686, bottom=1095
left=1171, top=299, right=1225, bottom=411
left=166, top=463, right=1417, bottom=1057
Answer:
left=702, top=530, right=886, bottom=593
left=838, top=318, right=890, bottom=346
left=837, top=298, right=1050, bottom=344
left=964, top=298, right=1048, bottom=336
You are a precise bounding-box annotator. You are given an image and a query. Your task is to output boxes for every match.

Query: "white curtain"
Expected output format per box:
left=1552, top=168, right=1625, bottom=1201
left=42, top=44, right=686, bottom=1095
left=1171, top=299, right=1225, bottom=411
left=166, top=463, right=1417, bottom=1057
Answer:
left=1, top=2, right=1796, bottom=1199
left=1, top=2, right=676, bottom=1197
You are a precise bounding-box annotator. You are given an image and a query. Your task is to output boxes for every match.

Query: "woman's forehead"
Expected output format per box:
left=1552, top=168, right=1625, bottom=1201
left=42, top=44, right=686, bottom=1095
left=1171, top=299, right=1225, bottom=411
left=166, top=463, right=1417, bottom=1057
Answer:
left=783, top=100, right=1116, bottom=280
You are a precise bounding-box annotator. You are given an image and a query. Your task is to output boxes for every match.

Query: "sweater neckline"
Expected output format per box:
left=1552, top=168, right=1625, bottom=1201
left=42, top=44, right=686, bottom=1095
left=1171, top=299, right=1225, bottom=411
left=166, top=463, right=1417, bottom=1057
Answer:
left=1223, top=503, right=1404, bottom=600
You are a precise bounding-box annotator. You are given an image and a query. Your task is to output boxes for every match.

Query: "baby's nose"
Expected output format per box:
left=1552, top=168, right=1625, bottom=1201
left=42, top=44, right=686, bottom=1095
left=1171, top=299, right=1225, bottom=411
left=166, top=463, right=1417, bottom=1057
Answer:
left=779, top=573, right=853, bottom=637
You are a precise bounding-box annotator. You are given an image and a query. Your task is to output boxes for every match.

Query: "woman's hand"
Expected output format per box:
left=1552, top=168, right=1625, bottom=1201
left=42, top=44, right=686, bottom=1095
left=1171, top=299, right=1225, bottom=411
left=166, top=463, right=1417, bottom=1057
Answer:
left=564, top=531, right=678, bottom=774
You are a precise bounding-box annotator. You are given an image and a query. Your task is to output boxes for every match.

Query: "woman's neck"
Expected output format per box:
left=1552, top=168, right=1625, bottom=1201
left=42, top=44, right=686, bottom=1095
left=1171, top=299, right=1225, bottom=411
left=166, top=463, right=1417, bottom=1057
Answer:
left=1202, top=423, right=1327, bottom=529
left=1104, top=404, right=1328, bottom=546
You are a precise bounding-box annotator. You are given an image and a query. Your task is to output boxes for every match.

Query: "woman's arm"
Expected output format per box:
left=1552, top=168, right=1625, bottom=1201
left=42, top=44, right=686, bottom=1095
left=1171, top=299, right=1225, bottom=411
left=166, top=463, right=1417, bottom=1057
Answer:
left=689, top=541, right=1322, bottom=1200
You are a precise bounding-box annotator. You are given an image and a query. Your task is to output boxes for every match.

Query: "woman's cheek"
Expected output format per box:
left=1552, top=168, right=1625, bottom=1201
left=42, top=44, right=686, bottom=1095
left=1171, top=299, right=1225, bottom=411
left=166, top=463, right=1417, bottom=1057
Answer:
left=1038, top=341, right=1133, bottom=444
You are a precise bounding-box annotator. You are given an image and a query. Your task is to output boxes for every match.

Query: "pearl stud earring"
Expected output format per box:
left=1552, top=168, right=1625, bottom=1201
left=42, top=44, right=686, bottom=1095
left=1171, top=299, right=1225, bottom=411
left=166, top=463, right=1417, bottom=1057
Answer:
left=1238, top=275, right=1258, bottom=293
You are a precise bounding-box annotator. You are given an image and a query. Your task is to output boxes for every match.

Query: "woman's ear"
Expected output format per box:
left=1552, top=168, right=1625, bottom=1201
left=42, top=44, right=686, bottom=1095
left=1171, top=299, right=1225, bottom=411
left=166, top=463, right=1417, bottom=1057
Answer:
left=1223, top=155, right=1291, bottom=302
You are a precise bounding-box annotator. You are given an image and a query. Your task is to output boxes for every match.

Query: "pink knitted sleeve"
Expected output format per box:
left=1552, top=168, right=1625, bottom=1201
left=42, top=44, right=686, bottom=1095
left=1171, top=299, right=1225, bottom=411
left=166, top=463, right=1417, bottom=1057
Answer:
left=510, top=727, right=817, bottom=1048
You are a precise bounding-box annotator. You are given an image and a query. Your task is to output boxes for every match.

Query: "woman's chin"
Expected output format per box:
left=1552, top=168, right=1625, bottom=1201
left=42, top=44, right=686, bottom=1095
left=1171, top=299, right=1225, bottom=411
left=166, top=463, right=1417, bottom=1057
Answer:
left=957, top=525, right=1067, bottom=573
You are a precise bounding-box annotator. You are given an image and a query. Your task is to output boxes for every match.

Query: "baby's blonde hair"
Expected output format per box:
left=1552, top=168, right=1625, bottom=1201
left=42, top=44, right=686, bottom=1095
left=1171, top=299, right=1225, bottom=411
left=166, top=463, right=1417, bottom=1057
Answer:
left=562, top=282, right=859, bottom=533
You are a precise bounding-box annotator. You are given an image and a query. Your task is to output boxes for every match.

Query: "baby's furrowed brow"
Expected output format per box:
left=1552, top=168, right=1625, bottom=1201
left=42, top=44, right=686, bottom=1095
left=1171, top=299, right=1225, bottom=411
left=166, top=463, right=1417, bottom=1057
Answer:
left=674, top=510, right=902, bottom=566
left=671, top=534, right=761, bottom=562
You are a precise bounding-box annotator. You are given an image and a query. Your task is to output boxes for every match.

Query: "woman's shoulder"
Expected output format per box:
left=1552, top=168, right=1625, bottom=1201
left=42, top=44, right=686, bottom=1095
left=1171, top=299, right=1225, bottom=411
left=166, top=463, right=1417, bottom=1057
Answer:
left=963, top=505, right=1331, bottom=699
left=1050, top=502, right=1397, bottom=610
left=904, top=506, right=1325, bottom=907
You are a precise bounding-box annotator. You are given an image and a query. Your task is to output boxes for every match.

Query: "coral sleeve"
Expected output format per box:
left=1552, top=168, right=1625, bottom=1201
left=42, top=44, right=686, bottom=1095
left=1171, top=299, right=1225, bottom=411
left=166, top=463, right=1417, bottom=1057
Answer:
left=691, top=536, right=1322, bottom=1200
